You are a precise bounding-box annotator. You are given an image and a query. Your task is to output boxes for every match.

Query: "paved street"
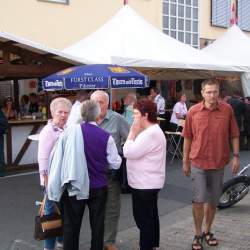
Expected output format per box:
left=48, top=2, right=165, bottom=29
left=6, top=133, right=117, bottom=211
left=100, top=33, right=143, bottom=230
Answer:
left=0, top=151, right=250, bottom=250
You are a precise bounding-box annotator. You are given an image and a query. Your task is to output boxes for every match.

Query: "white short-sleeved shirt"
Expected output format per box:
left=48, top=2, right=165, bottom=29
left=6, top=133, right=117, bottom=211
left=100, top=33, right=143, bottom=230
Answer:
left=170, top=101, right=187, bottom=125
left=154, top=94, right=165, bottom=115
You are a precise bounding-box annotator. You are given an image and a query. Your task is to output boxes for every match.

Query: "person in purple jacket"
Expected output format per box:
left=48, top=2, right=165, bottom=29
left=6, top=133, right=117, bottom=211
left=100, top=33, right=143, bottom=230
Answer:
left=62, top=100, right=121, bottom=250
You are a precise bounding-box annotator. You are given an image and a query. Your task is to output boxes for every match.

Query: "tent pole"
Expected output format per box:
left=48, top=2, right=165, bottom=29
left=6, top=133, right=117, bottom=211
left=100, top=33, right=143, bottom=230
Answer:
left=109, top=88, right=112, bottom=109
left=108, top=78, right=112, bottom=109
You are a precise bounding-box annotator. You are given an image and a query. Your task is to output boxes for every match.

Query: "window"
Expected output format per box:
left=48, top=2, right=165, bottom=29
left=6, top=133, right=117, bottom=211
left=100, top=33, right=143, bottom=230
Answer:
left=211, top=0, right=231, bottom=28
left=211, top=0, right=250, bottom=31
left=238, top=0, right=250, bottom=31
left=178, top=18, right=184, bottom=30
left=178, top=5, right=184, bottom=17
left=162, top=0, right=199, bottom=48
left=38, top=0, right=69, bottom=4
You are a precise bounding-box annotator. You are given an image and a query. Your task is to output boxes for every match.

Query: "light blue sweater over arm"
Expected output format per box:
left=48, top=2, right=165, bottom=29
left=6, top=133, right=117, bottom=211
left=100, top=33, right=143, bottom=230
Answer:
left=48, top=124, right=89, bottom=201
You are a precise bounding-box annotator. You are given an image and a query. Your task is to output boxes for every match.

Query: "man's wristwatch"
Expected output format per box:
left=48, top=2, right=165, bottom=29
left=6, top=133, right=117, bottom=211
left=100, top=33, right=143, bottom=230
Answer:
left=233, top=153, right=239, bottom=158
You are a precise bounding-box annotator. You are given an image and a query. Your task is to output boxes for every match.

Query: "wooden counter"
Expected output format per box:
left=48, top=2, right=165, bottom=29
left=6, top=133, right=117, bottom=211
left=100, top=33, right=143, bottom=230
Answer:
left=7, top=119, right=47, bottom=125
left=5, top=119, right=47, bottom=171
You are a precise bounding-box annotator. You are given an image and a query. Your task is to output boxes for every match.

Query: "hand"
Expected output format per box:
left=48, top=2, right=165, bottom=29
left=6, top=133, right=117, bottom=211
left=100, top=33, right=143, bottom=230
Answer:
left=130, top=116, right=141, bottom=135
left=43, top=174, right=48, bottom=187
left=183, top=159, right=191, bottom=177
left=231, top=157, right=240, bottom=175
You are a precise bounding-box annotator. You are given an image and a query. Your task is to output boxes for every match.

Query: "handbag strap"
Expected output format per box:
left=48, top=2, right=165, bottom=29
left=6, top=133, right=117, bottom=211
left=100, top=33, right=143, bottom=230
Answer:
left=38, top=195, right=61, bottom=217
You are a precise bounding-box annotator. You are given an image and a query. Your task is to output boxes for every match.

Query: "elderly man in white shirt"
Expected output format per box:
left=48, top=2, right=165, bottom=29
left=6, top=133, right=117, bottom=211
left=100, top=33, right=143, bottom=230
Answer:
left=150, top=87, right=166, bottom=130
left=170, top=93, right=187, bottom=131
left=150, top=87, right=165, bottom=115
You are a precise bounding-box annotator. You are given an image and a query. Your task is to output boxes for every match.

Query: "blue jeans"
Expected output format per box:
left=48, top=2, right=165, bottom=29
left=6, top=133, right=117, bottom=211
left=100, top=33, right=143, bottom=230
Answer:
left=44, top=197, right=63, bottom=250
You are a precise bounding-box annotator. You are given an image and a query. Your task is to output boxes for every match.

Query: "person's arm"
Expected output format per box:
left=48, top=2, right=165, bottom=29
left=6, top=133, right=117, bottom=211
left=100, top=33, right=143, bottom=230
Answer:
left=156, top=98, right=161, bottom=113
left=160, top=96, right=165, bottom=112
left=182, top=110, right=193, bottom=176
left=231, top=137, right=240, bottom=175
left=183, top=138, right=192, bottom=176
left=38, top=126, right=56, bottom=185
left=229, top=106, right=240, bottom=175
left=119, top=115, right=130, bottom=142
left=106, top=136, right=122, bottom=169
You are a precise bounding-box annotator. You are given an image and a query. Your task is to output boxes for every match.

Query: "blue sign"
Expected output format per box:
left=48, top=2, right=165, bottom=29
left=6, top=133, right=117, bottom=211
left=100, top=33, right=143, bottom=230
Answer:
left=42, top=64, right=149, bottom=91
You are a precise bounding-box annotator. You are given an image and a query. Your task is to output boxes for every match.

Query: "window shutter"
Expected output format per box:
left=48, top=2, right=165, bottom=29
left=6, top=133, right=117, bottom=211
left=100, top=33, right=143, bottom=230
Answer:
left=238, top=0, right=250, bottom=31
left=211, top=0, right=231, bottom=28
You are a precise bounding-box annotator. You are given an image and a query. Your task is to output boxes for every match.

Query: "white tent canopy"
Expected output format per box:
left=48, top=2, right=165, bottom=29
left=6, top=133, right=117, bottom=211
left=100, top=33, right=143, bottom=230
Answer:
left=203, top=25, right=250, bottom=96
left=63, top=5, right=242, bottom=79
left=203, top=25, right=250, bottom=68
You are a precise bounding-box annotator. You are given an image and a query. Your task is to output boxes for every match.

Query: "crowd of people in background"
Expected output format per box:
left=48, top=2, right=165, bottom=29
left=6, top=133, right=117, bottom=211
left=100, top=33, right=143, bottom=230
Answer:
left=1, top=92, right=47, bottom=119
left=222, top=92, right=250, bottom=150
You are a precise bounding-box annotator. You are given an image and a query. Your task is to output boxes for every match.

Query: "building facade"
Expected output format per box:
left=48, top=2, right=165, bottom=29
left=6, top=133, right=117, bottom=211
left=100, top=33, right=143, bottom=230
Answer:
left=1, top=0, right=250, bottom=51
left=0, top=0, right=162, bottom=49
left=202, top=0, right=250, bottom=46
left=163, top=0, right=250, bottom=49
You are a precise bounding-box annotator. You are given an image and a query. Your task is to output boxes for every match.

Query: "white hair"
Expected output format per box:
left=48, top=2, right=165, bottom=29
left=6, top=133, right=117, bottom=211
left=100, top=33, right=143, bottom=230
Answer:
left=81, top=100, right=101, bottom=122
left=50, top=97, right=72, bottom=116
left=90, top=90, right=109, bottom=104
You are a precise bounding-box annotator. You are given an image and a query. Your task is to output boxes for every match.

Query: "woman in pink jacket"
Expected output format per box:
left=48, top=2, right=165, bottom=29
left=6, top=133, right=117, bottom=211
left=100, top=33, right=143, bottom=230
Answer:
left=123, top=99, right=166, bottom=250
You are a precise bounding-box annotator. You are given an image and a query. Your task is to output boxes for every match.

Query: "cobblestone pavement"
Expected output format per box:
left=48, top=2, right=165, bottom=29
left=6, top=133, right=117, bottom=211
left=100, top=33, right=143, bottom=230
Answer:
left=81, top=194, right=250, bottom=250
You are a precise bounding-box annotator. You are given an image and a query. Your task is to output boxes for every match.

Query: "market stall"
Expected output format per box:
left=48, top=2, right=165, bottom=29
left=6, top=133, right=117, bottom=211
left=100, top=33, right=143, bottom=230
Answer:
left=0, top=31, right=85, bottom=171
